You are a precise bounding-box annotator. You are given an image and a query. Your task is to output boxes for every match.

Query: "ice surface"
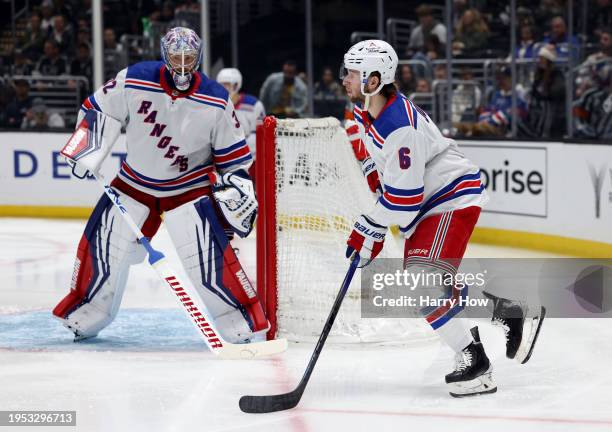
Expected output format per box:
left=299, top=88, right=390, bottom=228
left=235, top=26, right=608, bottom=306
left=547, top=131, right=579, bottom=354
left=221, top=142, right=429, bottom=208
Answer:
left=1, top=218, right=611, bottom=432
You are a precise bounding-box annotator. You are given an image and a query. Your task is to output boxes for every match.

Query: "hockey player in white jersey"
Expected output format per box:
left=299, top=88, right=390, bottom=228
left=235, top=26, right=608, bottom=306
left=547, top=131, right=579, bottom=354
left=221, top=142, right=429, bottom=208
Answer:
left=216, top=68, right=265, bottom=159
left=53, top=27, right=269, bottom=345
left=341, top=40, right=545, bottom=397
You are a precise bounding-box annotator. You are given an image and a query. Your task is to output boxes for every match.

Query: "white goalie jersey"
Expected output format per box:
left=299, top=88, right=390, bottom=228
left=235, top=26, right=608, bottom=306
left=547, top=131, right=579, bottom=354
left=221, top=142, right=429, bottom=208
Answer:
left=79, top=60, right=251, bottom=197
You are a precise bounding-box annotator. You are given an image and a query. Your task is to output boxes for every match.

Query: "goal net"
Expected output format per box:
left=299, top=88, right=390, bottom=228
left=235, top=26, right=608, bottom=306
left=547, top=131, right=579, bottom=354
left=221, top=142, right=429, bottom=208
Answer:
left=256, top=116, right=433, bottom=344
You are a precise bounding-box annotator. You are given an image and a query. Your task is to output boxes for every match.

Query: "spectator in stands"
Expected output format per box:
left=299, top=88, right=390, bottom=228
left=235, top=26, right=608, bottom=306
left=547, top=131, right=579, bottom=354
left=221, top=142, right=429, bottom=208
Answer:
left=453, top=66, right=482, bottom=123
left=407, top=4, right=447, bottom=56
left=589, top=0, right=612, bottom=40
left=21, top=98, right=66, bottom=130
left=36, top=40, right=67, bottom=76
left=175, top=0, right=200, bottom=13
left=11, top=50, right=34, bottom=76
left=4, top=80, right=33, bottom=129
left=541, top=16, right=579, bottom=61
left=104, top=28, right=123, bottom=52
left=434, top=63, right=447, bottom=81
left=573, top=68, right=612, bottom=139
left=76, top=17, right=89, bottom=33
left=453, top=0, right=468, bottom=27
left=425, top=34, right=445, bottom=60
left=259, top=60, right=308, bottom=118
left=40, top=0, right=55, bottom=35
left=524, top=45, right=566, bottom=138
left=412, top=34, right=445, bottom=65
left=398, top=64, right=417, bottom=95
left=535, top=0, right=565, bottom=30
left=415, top=78, right=431, bottom=93
left=573, top=30, right=612, bottom=138
left=576, top=28, right=612, bottom=97
left=76, top=28, right=92, bottom=50
left=455, top=65, right=527, bottom=137
left=21, top=13, right=46, bottom=61
left=160, top=1, right=176, bottom=23
left=49, top=15, right=74, bottom=55
left=453, top=9, right=489, bottom=57
left=52, top=0, right=74, bottom=24
left=515, top=25, right=540, bottom=59
left=79, top=0, right=92, bottom=22
left=103, top=28, right=127, bottom=80
left=313, top=66, right=347, bottom=120
left=70, top=43, right=93, bottom=93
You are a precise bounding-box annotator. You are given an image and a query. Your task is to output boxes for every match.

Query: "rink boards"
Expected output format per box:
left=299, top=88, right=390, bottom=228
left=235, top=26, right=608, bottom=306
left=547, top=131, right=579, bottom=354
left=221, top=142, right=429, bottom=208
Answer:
left=0, top=132, right=611, bottom=256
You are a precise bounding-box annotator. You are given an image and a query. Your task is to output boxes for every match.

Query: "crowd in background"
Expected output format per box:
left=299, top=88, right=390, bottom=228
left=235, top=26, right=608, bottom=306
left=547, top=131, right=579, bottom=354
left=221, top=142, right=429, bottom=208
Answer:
left=1, top=0, right=611, bottom=140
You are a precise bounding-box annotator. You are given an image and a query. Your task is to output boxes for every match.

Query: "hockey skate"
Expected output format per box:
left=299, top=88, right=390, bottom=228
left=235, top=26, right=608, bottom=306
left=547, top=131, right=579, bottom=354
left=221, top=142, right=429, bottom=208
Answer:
left=445, top=327, right=497, bottom=398
left=484, top=292, right=546, bottom=364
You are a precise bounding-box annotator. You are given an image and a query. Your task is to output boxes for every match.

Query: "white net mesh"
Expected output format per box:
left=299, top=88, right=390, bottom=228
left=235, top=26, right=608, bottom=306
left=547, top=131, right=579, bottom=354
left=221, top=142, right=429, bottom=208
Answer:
left=273, top=117, right=434, bottom=344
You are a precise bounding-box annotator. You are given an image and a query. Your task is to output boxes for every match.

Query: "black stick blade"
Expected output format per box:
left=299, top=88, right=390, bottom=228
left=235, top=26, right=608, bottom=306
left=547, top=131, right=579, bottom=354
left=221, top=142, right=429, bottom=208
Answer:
left=239, top=391, right=302, bottom=413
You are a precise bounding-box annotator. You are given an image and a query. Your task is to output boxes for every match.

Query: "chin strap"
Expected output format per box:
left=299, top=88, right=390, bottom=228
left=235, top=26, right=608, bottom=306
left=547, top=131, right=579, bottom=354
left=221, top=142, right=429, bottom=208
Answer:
left=360, top=80, right=384, bottom=112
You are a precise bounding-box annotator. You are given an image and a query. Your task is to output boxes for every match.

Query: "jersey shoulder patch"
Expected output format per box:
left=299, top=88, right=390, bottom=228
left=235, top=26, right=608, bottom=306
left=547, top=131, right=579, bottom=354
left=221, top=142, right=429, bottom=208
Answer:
left=126, top=61, right=164, bottom=83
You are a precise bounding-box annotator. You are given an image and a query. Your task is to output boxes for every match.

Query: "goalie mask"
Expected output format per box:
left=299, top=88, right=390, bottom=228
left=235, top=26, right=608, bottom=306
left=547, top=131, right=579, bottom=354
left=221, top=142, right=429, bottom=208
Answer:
left=341, top=39, right=398, bottom=98
left=161, top=27, right=202, bottom=91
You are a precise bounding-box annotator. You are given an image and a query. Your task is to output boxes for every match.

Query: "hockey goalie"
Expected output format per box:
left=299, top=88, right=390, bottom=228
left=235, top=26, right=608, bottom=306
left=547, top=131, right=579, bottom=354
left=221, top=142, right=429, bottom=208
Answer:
left=52, top=27, right=269, bottom=346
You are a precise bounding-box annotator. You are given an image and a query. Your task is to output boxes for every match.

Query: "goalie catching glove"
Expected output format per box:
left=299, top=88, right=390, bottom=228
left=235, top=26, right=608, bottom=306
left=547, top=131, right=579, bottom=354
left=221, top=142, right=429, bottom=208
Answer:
left=60, top=109, right=122, bottom=179
left=346, top=214, right=387, bottom=268
left=210, top=170, right=258, bottom=238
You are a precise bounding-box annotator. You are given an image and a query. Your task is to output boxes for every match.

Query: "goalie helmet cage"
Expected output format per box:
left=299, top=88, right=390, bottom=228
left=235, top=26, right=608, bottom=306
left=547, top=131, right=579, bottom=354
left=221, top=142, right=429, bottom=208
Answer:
left=256, top=116, right=434, bottom=344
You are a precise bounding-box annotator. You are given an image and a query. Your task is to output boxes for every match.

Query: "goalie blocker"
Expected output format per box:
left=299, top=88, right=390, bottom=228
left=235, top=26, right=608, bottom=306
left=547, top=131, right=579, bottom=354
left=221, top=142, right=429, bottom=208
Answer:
left=54, top=109, right=268, bottom=344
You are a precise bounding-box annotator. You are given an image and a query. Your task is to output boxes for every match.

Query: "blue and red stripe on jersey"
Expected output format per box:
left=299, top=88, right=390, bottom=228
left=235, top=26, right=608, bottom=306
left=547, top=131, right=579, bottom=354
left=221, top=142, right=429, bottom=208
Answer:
left=402, top=97, right=418, bottom=129
left=368, top=125, right=385, bottom=149
left=352, top=93, right=421, bottom=148
left=119, top=160, right=213, bottom=192
left=80, top=94, right=102, bottom=113
left=380, top=184, right=424, bottom=212
left=400, top=172, right=484, bottom=233
left=213, top=140, right=252, bottom=170
left=187, top=92, right=227, bottom=110
left=124, top=78, right=165, bottom=94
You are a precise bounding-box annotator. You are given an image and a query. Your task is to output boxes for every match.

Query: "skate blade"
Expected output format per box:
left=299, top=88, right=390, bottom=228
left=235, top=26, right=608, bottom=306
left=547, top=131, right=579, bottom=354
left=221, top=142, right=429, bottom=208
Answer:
left=448, top=369, right=497, bottom=398
left=515, top=306, right=546, bottom=364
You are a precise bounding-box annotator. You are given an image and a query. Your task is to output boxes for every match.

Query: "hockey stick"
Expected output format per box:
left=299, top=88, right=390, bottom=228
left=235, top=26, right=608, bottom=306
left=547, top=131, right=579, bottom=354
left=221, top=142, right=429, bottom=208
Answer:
left=95, top=174, right=288, bottom=360
left=239, top=255, right=360, bottom=413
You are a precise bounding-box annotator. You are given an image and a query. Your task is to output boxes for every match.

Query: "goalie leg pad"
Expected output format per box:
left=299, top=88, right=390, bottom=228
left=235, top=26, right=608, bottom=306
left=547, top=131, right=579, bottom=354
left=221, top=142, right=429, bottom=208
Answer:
left=52, top=190, right=154, bottom=339
left=164, top=196, right=268, bottom=343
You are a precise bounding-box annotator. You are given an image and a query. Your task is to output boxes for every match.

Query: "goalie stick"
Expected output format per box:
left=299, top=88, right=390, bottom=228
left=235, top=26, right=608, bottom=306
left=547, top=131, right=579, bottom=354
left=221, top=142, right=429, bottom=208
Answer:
left=239, top=255, right=360, bottom=413
left=95, top=173, right=288, bottom=360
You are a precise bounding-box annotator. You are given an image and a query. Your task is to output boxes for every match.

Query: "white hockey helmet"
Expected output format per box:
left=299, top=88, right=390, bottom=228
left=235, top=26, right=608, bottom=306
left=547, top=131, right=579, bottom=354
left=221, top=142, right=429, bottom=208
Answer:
left=343, top=39, right=398, bottom=97
left=216, top=68, right=243, bottom=94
